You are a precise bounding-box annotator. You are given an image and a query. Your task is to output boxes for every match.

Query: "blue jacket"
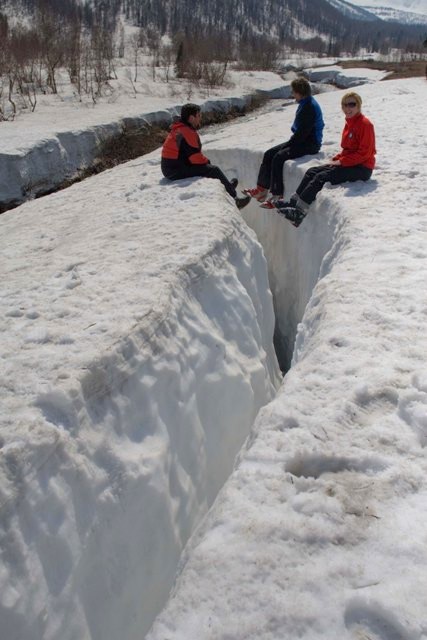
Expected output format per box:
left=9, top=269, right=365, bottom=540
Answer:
left=289, top=96, right=324, bottom=149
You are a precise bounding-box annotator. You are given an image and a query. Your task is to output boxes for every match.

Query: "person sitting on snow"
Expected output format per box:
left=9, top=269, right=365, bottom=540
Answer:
left=274, top=91, right=376, bottom=228
left=161, top=103, right=250, bottom=210
left=243, top=77, right=324, bottom=209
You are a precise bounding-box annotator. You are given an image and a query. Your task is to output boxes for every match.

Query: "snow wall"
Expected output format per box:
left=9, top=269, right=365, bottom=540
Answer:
left=0, top=92, right=286, bottom=210
left=0, top=155, right=281, bottom=639
left=208, top=148, right=337, bottom=369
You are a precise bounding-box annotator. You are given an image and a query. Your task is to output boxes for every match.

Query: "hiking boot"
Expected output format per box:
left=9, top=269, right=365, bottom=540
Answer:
left=276, top=204, right=306, bottom=228
left=230, top=178, right=239, bottom=189
left=242, top=186, right=268, bottom=202
left=281, top=194, right=298, bottom=208
left=260, top=196, right=282, bottom=209
left=274, top=194, right=298, bottom=209
left=235, top=195, right=251, bottom=210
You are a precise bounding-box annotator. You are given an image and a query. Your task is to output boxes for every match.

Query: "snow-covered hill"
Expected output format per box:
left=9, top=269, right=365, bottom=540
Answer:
left=362, top=4, right=427, bottom=23
left=328, top=0, right=427, bottom=23
left=348, top=0, right=427, bottom=16
left=1, top=0, right=424, bottom=50
left=325, top=0, right=380, bottom=20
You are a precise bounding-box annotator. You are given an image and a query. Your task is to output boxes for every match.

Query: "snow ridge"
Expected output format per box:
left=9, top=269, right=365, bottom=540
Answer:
left=0, top=93, right=279, bottom=210
left=0, top=159, right=280, bottom=639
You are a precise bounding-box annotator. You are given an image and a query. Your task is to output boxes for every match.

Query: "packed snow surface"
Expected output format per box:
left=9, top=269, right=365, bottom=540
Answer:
left=0, top=157, right=280, bottom=639
left=147, top=77, right=427, bottom=639
left=1, top=72, right=427, bottom=640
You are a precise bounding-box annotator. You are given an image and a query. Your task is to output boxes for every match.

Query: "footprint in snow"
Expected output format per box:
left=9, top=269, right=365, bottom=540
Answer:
left=178, top=192, right=197, bottom=201
left=344, top=598, right=417, bottom=640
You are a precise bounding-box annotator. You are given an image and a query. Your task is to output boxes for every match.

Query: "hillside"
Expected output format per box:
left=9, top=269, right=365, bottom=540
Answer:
left=0, top=0, right=425, bottom=54
left=362, top=5, right=427, bottom=24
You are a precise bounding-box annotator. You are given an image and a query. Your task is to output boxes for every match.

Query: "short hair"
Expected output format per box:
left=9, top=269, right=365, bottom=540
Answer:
left=290, top=77, right=311, bottom=97
left=181, top=103, right=201, bottom=124
left=341, top=92, right=362, bottom=109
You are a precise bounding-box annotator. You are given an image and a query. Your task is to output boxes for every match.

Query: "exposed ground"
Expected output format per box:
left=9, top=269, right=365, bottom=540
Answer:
left=50, top=94, right=269, bottom=196
left=339, top=58, right=427, bottom=79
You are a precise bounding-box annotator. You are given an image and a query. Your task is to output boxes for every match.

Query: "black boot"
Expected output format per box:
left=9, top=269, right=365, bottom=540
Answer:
left=235, top=195, right=251, bottom=210
left=276, top=204, right=306, bottom=227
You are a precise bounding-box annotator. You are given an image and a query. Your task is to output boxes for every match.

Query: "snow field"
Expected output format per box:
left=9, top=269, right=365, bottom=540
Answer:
left=0, top=64, right=384, bottom=209
left=1, top=74, right=427, bottom=640
left=0, top=157, right=280, bottom=639
left=147, top=78, right=427, bottom=638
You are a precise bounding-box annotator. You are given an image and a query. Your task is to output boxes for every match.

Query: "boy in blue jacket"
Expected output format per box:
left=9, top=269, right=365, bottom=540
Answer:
left=244, top=77, right=324, bottom=208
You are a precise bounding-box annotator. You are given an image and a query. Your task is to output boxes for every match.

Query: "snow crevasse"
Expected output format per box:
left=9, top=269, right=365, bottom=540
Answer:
left=0, top=164, right=280, bottom=640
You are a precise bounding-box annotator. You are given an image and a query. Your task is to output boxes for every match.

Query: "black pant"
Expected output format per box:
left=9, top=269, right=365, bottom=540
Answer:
left=297, top=164, right=373, bottom=205
left=257, top=142, right=320, bottom=196
left=161, top=162, right=237, bottom=198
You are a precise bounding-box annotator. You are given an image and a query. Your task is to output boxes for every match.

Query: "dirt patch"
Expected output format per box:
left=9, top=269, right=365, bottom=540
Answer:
left=92, top=93, right=267, bottom=174
left=339, top=59, right=427, bottom=80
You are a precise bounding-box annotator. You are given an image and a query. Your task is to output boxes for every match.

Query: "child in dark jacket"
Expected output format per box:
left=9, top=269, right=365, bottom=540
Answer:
left=161, top=103, right=250, bottom=209
left=244, top=77, right=324, bottom=208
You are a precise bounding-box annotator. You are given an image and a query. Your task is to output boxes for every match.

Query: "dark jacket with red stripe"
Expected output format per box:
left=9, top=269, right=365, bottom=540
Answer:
left=161, top=121, right=209, bottom=176
left=333, top=113, right=376, bottom=169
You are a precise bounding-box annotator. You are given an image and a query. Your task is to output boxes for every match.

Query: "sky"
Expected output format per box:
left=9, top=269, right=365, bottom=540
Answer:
left=1, top=61, right=427, bottom=640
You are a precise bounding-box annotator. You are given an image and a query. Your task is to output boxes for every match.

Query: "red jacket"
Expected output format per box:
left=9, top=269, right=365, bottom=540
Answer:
left=161, top=121, right=209, bottom=166
left=333, top=113, right=376, bottom=169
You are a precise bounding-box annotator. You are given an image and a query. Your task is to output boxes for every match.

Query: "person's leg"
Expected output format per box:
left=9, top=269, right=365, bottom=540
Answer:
left=270, top=144, right=319, bottom=197
left=296, top=165, right=340, bottom=205
left=294, top=165, right=328, bottom=202
left=327, top=165, right=372, bottom=187
left=270, top=147, right=292, bottom=196
left=277, top=165, right=373, bottom=227
left=257, top=142, right=289, bottom=189
left=166, top=163, right=237, bottom=198
left=298, top=165, right=372, bottom=205
left=198, top=164, right=238, bottom=198
left=276, top=166, right=335, bottom=226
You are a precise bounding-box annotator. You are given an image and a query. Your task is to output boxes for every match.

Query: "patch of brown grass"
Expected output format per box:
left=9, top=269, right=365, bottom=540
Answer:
left=339, top=58, right=427, bottom=80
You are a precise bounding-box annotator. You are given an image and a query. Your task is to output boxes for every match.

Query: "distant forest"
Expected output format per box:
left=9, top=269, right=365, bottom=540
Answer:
left=0, top=0, right=425, bottom=119
left=1, top=0, right=426, bottom=55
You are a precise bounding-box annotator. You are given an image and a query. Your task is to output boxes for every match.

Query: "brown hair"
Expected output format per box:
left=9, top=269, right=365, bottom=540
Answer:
left=341, top=92, right=362, bottom=110
left=181, top=103, right=201, bottom=124
left=291, top=77, right=311, bottom=98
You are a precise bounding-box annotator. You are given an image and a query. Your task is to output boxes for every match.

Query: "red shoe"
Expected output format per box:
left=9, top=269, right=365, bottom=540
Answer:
left=260, top=196, right=282, bottom=209
left=242, top=186, right=268, bottom=202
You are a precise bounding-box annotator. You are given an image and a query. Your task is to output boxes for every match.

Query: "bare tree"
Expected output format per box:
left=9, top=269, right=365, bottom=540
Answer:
left=129, top=32, right=142, bottom=82
left=117, top=23, right=125, bottom=58
left=160, top=44, right=174, bottom=83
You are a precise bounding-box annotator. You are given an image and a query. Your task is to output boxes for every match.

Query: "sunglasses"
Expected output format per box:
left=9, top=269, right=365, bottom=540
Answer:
left=343, top=102, right=357, bottom=108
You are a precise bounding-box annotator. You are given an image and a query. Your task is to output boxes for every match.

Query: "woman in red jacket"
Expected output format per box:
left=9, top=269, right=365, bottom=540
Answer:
left=161, top=103, right=250, bottom=209
left=275, top=92, right=376, bottom=228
